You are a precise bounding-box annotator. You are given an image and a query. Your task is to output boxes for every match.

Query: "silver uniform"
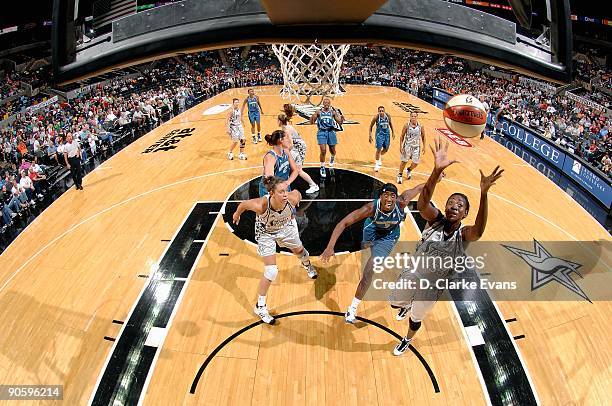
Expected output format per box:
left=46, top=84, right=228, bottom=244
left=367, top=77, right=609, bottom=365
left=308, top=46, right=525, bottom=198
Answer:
left=228, top=108, right=245, bottom=142
left=287, top=124, right=307, bottom=166
left=389, top=217, right=466, bottom=321
left=255, top=196, right=302, bottom=256
left=400, top=123, right=421, bottom=163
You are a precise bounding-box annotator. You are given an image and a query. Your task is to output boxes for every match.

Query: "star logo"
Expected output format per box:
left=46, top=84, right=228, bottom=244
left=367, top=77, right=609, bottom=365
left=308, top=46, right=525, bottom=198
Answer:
left=503, top=240, right=590, bottom=302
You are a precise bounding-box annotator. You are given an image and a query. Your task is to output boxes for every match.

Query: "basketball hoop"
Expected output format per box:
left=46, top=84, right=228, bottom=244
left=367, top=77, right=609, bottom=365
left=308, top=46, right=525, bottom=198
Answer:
left=271, top=43, right=350, bottom=105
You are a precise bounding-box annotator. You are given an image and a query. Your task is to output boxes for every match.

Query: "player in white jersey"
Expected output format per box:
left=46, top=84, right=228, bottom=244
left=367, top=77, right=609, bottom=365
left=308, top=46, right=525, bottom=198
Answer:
left=232, top=176, right=318, bottom=324
left=226, top=98, right=247, bottom=160
left=279, top=104, right=319, bottom=194
left=397, top=112, right=425, bottom=184
left=389, top=137, right=503, bottom=355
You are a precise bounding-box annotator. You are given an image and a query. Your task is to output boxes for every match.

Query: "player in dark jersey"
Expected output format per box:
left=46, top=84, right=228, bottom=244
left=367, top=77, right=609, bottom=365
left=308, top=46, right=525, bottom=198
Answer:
left=321, top=182, right=426, bottom=323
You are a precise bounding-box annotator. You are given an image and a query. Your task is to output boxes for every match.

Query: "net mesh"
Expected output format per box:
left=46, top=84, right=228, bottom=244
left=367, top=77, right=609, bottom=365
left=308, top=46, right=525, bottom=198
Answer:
left=271, top=43, right=350, bottom=105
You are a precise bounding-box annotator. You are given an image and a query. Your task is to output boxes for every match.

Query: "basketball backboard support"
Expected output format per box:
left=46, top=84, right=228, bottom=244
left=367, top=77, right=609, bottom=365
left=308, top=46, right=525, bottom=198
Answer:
left=52, top=0, right=572, bottom=84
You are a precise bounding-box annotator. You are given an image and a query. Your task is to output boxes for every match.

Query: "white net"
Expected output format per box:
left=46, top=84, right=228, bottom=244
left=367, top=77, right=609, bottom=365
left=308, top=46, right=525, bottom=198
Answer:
left=271, top=43, right=350, bottom=105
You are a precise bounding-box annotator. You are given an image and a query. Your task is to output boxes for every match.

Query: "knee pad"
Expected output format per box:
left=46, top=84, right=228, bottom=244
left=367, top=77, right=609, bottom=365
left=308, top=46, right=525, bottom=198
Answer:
left=409, top=317, right=422, bottom=332
left=263, top=265, right=279, bottom=281
left=240, top=139, right=246, bottom=148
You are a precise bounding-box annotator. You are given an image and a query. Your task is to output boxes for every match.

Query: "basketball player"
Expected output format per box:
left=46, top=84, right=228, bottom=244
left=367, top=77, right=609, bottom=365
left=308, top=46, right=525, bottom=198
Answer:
left=369, top=106, right=395, bottom=172
left=233, top=176, right=317, bottom=324
left=310, top=97, right=344, bottom=179
left=279, top=104, right=319, bottom=194
left=227, top=98, right=247, bottom=160
left=241, top=88, right=264, bottom=144
left=259, top=129, right=299, bottom=197
left=397, top=112, right=425, bottom=184
left=321, top=182, right=429, bottom=324
left=390, top=137, right=503, bottom=355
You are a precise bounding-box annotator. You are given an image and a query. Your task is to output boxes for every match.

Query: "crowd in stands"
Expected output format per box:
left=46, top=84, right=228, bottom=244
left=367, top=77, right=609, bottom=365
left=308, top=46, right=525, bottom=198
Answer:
left=0, top=45, right=611, bottom=243
left=420, top=56, right=610, bottom=176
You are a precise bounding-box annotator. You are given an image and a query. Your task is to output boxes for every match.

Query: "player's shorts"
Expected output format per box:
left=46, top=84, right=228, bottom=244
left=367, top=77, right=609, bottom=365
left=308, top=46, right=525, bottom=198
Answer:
left=248, top=110, right=260, bottom=124
left=362, top=222, right=400, bottom=260
left=229, top=125, right=245, bottom=142
left=291, top=139, right=307, bottom=166
left=375, top=131, right=390, bottom=150
left=388, top=270, right=445, bottom=322
left=256, top=219, right=302, bottom=257
left=259, top=180, right=291, bottom=197
left=317, top=130, right=337, bottom=146
left=400, top=144, right=420, bottom=163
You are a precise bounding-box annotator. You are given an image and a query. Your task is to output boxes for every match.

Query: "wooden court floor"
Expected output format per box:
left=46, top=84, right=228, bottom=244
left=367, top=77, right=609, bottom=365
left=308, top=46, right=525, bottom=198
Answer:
left=0, top=85, right=609, bottom=405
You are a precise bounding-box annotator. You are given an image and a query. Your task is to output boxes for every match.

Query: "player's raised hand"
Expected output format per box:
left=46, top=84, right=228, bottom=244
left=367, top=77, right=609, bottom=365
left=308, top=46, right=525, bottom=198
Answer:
left=479, top=166, right=504, bottom=193
left=430, top=136, right=459, bottom=171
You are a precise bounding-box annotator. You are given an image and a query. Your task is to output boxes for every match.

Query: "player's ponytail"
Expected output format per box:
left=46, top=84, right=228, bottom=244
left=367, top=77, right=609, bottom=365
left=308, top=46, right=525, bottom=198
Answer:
left=278, top=113, right=290, bottom=125
left=263, top=176, right=284, bottom=193
left=283, top=104, right=295, bottom=120
left=264, top=129, right=285, bottom=146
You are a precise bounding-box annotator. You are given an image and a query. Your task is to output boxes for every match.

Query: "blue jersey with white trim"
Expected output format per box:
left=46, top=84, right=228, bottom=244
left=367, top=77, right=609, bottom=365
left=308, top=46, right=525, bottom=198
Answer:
left=247, top=96, right=260, bottom=113
left=317, top=108, right=336, bottom=132
left=376, top=114, right=390, bottom=134
left=363, top=198, right=405, bottom=241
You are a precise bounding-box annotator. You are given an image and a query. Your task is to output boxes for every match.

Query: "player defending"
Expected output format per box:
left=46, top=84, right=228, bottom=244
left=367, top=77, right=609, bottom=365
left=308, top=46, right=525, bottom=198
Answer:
left=389, top=137, right=503, bottom=355
left=321, top=182, right=426, bottom=323
left=233, top=177, right=318, bottom=324
left=369, top=106, right=395, bottom=172
left=398, top=112, right=425, bottom=184
left=310, top=97, right=344, bottom=179
left=241, top=88, right=264, bottom=144
left=227, top=98, right=247, bottom=160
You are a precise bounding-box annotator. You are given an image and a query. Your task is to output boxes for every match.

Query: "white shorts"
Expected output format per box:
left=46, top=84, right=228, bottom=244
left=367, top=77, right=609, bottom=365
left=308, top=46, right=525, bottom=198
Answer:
left=291, top=139, right=307, bottom=166
left=400, top=144, right=420, bottom=163
left=389, top=298, right=437, bottom=322
left=388, top=271, right=442, bottom=322
left=229, top=125, right=245, bottom=142
left=256, top=219, right=303, bottom=257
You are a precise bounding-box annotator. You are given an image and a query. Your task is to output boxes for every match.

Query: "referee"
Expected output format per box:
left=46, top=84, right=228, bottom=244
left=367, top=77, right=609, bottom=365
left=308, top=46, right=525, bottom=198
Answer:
left=63, top=133, right=83, bottom=190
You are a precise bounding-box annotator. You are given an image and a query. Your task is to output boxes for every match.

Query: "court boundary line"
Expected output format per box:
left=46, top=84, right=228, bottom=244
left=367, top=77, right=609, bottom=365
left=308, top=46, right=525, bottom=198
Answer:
left=138, top=200, right=228, bottom=406
left=87, top=200, right=199, bottom=405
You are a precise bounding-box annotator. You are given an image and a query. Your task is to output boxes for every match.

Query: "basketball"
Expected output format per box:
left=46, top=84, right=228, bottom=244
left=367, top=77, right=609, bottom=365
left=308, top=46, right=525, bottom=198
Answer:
left=443, top=94, right=487, bottom=138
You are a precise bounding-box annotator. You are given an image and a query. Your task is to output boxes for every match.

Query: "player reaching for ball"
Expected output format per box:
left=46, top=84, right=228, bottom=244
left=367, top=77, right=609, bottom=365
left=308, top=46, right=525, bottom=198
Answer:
left=321, top=180, right=435, bottom=324
left=389, top=137, right=503, bottom=356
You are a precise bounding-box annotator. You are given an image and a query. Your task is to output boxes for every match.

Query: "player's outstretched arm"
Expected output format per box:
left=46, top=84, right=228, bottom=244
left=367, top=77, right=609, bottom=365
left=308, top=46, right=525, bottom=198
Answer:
left=321, top=203, right=374, bottom=262
left=418, top=137, right=458, bottom=221
left=462, top=166, right=503, bottom=242
left=233, top=197, right=264, bottom=225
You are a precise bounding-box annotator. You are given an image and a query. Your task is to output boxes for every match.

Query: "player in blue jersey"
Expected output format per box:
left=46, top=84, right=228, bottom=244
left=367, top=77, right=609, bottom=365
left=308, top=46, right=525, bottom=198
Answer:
left=309, top=97, right=344, bottom=179
left=368, top=106, right=396, bottom=172
left=241, top=88, right=264, bottom=144
left=321, top=182, right=426, bottom=323
left=259, top=129, right=299, bottom=197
